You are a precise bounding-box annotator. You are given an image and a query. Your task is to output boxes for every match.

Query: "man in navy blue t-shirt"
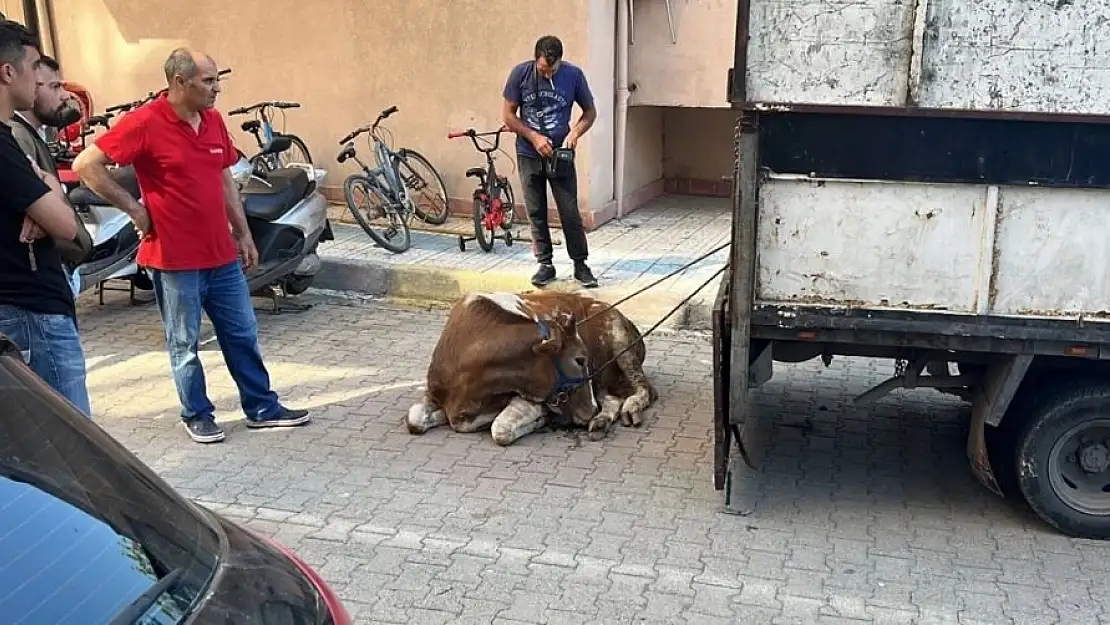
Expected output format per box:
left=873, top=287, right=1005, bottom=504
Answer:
left=502, top=35, right=598, bottom=288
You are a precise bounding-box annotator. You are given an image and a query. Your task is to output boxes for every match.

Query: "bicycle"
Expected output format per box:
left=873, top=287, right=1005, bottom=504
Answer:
left=76, top=68, right=235, bottom=147
left=447, top=126, right=522, bottom=253
left=226, top=100, right=312, bottom=175
left=335, top=105, right=450, bottom=253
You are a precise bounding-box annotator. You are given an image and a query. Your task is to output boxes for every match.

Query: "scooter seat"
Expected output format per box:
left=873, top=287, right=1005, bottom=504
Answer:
left=67, top=165, right=141, bottom=206
left=242, top=167, right=312, bottom=221
left=465, top=167, right=486, bottom=178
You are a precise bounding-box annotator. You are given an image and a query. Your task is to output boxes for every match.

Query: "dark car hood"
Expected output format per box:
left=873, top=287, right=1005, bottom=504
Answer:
left=187, top=511, right=331, bottom=625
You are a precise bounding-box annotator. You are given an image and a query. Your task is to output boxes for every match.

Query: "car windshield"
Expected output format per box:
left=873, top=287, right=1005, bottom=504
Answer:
left=0, top=352, right=221, bottom=625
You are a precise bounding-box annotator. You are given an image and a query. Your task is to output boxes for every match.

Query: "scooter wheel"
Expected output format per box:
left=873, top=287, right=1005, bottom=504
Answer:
left=458, top=236, right=466, bottom=252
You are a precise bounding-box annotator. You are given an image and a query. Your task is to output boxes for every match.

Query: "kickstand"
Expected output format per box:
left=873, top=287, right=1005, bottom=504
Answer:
left=96, top=279, right=155, bottom=306
left=254, top=285, right=313, bottom=315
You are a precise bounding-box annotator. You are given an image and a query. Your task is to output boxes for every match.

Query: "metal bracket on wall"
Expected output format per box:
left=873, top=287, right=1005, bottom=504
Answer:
left=629, top=0, right=677, bottom=45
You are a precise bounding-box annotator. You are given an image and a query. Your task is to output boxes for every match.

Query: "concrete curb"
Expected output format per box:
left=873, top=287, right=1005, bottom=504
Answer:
left=314, top=256, right=716, bottom=331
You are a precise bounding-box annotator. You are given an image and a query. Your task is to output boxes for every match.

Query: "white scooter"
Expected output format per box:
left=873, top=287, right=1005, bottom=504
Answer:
left=66, top=166, right=152, bottom=304
left=65, top=137, right=332, bottom=310
left=228, top=136, right=334, bottom=312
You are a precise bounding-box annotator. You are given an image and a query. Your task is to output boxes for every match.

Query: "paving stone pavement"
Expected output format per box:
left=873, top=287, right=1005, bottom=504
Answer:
left=76, top=292, right=1110, bottom=625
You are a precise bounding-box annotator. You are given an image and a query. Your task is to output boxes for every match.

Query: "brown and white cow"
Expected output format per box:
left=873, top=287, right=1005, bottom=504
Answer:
left=406, top=290, right=658, bottom=445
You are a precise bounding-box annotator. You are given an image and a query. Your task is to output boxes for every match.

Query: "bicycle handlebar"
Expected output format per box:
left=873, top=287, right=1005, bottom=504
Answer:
left=86, top=114, right=113, bottom=128
left=337, top=105, right=400, bottom=145
left=447, top=125, right=510, bottom=139
left=447, top=126, right=511, bottom=152
left=227, top=100, right=301, bottom=116
left=103, top=68, right=233, bottom=115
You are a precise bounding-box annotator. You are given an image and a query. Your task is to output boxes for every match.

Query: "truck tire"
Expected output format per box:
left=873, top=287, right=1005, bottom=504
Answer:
left=1011, top=381, right=1110, bottom=539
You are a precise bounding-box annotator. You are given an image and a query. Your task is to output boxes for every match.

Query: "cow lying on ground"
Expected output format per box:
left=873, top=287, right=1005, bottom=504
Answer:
left=406, top=290, right=658, bottom=445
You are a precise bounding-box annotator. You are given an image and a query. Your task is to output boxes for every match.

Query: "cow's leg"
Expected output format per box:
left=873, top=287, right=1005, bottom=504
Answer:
left=616, top=355, right=657, bottom=428
left=407, top=400, right=447, bottom=435
left=452, top=409, right=500, bottom=433
left=490, top=397, right=547, bottom=446
left=588, top=394, right=623, bottom=441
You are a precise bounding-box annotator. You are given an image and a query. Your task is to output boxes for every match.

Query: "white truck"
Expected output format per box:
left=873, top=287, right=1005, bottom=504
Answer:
left=713, top=0, right=1110, bottom=539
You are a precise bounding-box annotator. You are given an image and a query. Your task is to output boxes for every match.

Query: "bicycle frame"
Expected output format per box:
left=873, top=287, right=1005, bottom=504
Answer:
left=338, top=107, right=413, bottom=214
left=451, top=127, right=511, bottom=225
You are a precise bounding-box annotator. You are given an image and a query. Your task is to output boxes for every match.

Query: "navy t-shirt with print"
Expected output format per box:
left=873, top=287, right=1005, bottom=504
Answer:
left=502, top=60, right=595, bottom=159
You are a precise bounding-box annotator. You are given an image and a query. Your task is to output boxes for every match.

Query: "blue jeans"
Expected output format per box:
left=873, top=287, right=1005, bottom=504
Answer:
left=0, top=305, right=91, bottom=416
left=151, top=261, right=281, bottom=422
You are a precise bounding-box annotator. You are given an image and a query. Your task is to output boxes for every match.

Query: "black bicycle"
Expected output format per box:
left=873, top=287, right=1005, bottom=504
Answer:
left=227, top=100, right=313, bottom=175
left=447, top=126, right=521, bottom=252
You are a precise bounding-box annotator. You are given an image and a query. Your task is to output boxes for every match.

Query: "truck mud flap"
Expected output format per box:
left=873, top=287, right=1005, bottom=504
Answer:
left=712, top=267, right=734, bottom=491
left=713, top=264, right=768, bottom=516
left=968, top=354, right=1032, bottom=496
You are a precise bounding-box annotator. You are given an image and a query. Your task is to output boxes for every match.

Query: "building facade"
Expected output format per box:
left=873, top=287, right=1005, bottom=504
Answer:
left=15, top=0, right=737, bottom=229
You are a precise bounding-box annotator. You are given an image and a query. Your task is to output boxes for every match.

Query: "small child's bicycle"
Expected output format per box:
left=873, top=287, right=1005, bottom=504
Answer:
left=447, top=126, right=521, bottom=252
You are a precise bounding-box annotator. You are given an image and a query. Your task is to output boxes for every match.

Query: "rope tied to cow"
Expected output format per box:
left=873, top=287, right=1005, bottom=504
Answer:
left=547, top=239, right=730, bottom=405
left=575, top=240, right=731, bottom=327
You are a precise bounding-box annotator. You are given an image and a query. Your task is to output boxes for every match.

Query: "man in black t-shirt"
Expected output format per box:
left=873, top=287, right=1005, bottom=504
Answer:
left=0, top=20, right=90, bottom=416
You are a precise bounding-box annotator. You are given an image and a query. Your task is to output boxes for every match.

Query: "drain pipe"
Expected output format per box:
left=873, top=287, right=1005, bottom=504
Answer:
left=614, top=0, right=631, bottom=219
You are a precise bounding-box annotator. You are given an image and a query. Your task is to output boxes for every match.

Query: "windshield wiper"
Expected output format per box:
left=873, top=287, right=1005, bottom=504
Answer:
left=107, top=567, right=185, bottom=625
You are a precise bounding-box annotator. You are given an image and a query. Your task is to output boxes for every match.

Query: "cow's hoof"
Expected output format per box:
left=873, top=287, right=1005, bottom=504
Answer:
left=490, top=418, right=516, bottom=446
left=587, top=416, right=613, bottom=441
left=619, top=410, right=644, bottom=428
left=406, top=403, right=444, bottom=435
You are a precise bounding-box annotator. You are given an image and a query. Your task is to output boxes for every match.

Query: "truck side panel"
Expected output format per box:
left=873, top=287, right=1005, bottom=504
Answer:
left=746, top=0, right=915, bottom=106
left=756, top=176, right=1110, bottom=318
left=993, top=187, right=1110, bottom=316
left=920, top=1, right=1110, bottom=115
left=757, top=177, right=989, bottom=311
left=745, top=0, right=1110, bottom=115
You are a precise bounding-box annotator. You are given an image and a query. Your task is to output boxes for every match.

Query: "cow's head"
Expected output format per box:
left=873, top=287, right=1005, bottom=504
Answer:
left=533, top=311, right=598, bottom=426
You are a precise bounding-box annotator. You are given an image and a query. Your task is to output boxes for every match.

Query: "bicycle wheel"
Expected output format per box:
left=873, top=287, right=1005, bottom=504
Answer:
left=344, top=174, right=411, bottom=253
left=472, top=196, right=494, bottom=253
left=277, top=134, right=313, bottom=169
left=248, top=152, right=276, bottom=176
left=499, top=178, right=518, bottom=247
left=396, top=148, right=450, bottom=225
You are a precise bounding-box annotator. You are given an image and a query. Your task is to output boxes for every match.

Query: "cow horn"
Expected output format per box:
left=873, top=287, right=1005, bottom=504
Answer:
left=533, top=318, right=563, bottom=355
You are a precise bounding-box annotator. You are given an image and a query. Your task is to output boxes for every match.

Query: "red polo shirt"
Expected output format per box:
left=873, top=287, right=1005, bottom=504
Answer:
left=95, top=95, right=239, bottom=271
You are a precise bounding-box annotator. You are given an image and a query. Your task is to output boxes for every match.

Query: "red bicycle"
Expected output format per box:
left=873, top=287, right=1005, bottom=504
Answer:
left=447, top=126, right=520, bottom=252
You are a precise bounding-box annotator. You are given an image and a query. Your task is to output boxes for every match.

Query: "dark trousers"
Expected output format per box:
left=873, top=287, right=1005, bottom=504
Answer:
left=517, top=155, right=589, bottom=264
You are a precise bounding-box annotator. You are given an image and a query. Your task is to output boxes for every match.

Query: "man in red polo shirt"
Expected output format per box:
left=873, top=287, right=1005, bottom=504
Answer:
left=73, top=47, right=309, bottom=443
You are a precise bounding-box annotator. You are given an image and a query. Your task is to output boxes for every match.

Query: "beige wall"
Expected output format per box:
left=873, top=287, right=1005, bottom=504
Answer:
left=48, top=0, right=614, bottom=213
left=662, top=106, right=734, bottom=181
left=628, top=0, right=737, bottom=108
left=0, top=0, right=25, bottom=22
left=40, top=0, right=739, bottom=229
left=624, top=105, right=664, bottom=192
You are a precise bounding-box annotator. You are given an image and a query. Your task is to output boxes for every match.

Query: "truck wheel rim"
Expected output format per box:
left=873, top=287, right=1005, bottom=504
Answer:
left=1047, top=418, right=1110, bottom=516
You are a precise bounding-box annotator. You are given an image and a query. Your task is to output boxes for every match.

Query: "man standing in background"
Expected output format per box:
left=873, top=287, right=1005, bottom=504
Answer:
left=0, top=19, right=91, bottom=415
left=7, top=53, right=89, bottom=296
left=501, top=35, right=599, bottom=289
